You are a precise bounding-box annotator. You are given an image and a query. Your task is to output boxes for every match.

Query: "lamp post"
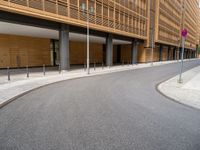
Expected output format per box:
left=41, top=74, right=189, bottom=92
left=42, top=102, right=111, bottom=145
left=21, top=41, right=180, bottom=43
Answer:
left=85, top=3, right=90, bottom=74
left=178, top=28, right=187, bottom=83
left=151, top=28, right=154, bottom=66
left=80, top=2, right=90, bottom=74
left=177, top=39, right=180, bottom=61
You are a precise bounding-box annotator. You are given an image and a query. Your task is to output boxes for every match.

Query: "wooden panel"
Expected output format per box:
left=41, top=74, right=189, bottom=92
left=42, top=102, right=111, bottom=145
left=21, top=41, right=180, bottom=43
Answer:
left=0, top=34, right=51, bottom=68
left=0, top=47, right=10, bottom=68
left=162, top=47, right=168, bottom=61
left=70, top=41, right=85, bottom=64
left=121, top=45, right=131, bottom=63
left=9, top=48, right=19, bottom=67
left=90, top=43, right=103, bottom=63
left=153, top=46, right=160, bottom=62
left=70, top=41, right=103, bottom=65
left=138, top=45, right=146, bottom=63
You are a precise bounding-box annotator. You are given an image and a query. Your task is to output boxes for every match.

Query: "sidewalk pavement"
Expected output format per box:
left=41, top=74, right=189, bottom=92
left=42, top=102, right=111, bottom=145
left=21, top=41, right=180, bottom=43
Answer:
left=0, top=59, right=198, bottom=108
left=158, top=65, right=200, bottom=110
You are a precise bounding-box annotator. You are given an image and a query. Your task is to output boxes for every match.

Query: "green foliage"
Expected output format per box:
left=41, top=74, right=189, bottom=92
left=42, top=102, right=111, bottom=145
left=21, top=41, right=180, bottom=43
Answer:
left=198, top=46, right=200, bottom=54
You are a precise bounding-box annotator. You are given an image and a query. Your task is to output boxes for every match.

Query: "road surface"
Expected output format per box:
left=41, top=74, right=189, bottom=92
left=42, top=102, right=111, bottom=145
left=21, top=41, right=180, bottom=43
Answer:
left=0, top=60, right=200, bottom=150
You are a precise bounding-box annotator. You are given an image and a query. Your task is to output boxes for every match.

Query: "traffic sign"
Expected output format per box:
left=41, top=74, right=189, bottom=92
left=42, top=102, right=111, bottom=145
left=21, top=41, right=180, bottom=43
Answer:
left=181, top=29, right=188, bottom=37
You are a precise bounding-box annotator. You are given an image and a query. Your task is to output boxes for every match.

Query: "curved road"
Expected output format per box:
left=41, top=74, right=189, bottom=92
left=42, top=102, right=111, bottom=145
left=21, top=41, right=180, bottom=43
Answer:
left=0, top=60, right=200, bottom=150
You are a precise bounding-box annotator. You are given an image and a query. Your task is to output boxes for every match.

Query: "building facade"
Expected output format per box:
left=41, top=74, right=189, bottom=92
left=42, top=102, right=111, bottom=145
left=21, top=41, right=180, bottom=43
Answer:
left=198, top=7, right=200, bottom=58
left=0, top=0, right=198, bottom=69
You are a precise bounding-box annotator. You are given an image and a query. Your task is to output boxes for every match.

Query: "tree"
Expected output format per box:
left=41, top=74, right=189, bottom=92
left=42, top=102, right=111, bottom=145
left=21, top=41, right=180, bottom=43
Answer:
left=198, top=46, right=200, bottom=54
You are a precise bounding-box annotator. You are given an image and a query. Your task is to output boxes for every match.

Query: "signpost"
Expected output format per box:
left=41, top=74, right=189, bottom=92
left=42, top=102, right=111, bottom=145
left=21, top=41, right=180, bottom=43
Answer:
left=178, top=29, right=188, bottom=83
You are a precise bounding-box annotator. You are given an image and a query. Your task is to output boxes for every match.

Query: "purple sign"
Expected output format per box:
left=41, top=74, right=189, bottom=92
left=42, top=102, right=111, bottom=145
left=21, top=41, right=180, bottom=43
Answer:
left=181, top=29, right=188, bottom=37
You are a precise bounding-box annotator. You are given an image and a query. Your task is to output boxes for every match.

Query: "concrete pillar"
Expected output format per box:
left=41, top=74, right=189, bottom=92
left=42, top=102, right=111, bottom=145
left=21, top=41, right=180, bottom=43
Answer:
left=184, top=49, right=187, bottom=59
left=185, top=50, right=187, bottom=59
left=186, top=49, right=188, bottom=59
left=159, top=45, right=163, bottom=61
left=116, top=45, right=121, bottom=63
left=189, top=50, right=191, bottom=58
left=173, top=47, right=176, bottom=60
left=106, top=34, right=113, bottom=66
left=187, top=50, right=189, bottom=59
left=52, top=39, right=56, bottom=66
left=132, top=40, right=138, bottom=64
left=59, top=24, right=70, bottom=70
left=168, top=46, right=171, bottom=60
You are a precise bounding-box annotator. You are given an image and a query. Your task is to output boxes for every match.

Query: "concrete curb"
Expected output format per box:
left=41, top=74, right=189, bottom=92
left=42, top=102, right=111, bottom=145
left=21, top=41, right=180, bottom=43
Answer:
left=0, top=59, right=199, bottom=109
left=157, top=65, right=200, bottom=110
left=156, top=81, right=200, bottom=111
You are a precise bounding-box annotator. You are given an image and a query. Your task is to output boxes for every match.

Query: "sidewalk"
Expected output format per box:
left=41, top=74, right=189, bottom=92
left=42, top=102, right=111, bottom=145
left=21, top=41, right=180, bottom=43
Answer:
left=0, top=59, right=198, bottom=108
left=158, top=65, right=200, bottom=110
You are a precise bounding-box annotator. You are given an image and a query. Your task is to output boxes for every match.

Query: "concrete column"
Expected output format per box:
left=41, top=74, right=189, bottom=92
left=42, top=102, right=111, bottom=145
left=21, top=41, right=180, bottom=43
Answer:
left=52, top=39, right=56, bottom=66
left=168, top=46, right=171, bottom=60
left=189, top=50, right=191, bottom=58
left=132, top=40, right=138, bottom=64
left=159, top=45, right=163, bottom=61
left=59, top=24, right=70, bottom=70
left=184, top=49, right=187, bottom=59
left=106, top=34, right=113, bottom=66
left=183, top=49, right=187, bottom=59
left=173, top=47, right=176, bottom=60
left=187, top=50, right=189, bottom=59
left=116, top=45, right=121, bottom=63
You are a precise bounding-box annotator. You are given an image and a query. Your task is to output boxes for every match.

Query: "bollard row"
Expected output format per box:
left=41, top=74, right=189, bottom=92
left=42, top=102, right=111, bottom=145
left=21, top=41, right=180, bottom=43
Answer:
left=6, top=65, right=49, bottom=81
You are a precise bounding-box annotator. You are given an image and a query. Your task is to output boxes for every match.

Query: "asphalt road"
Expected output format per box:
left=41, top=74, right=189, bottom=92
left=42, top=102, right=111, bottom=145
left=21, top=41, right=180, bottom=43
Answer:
left=0, top=60, right=200, bottom=150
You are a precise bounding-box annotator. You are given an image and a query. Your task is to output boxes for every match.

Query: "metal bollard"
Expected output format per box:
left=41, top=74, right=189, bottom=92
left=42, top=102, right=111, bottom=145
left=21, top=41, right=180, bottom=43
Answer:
left=7, top=67, right=10, bottom=81
left=58, top=64, right=61, bottom=74
left=102, top=62, right=104, bottom=70
left=94, top=62, right=96, bottom=71
left=26, top=66, right=29, bottom=78
left=84, top=63, right=86, bottom=71
left=43, top=64, right=46, bottom=76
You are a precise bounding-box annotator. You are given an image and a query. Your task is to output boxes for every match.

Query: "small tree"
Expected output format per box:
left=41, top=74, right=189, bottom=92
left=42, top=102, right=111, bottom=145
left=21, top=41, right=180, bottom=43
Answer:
left=198, top=46, right=200, bottom=54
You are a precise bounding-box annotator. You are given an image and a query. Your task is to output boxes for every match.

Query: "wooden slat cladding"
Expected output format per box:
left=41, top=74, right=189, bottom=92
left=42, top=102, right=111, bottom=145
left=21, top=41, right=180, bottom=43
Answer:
left=183, top=0, right=198, bottom=49
left=198, top=8, right=200, bottom=46
left=0, top=0, right=148, bottom=40
left=0, top=34, right=51, bottom=68
left=29, top=0, right=43, bottom=10
left=154, top=0, right=199, bottom=49
left=156, top=0, right=182, bottom=46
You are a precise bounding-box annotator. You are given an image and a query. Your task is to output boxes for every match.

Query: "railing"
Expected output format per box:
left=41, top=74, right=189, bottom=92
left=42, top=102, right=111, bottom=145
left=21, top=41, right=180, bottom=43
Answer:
left=0, top=0, right=148, bottom=39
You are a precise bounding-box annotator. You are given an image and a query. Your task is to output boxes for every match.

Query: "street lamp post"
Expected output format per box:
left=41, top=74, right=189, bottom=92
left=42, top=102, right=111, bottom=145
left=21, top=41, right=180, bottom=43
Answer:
left=177, top=39, right=180, bottom=61
left=178, top=29, right=187, bottom=83
left=86, top=6, right=90, bottom=74
left=151, top=28, right=154, bottom=66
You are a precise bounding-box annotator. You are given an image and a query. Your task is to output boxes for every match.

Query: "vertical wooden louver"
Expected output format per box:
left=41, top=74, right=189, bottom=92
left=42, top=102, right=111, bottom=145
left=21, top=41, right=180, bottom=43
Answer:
left=0, top=0, right=149, bottom=39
